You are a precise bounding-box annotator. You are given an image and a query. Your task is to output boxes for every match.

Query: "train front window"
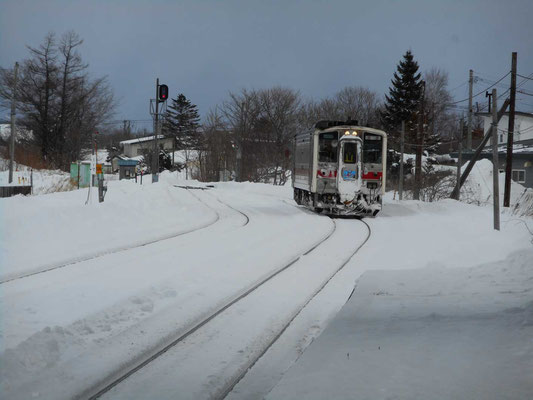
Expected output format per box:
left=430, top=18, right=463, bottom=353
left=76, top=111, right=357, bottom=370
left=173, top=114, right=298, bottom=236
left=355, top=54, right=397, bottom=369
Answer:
left=363, top=133, right=382, bottom=164
left=343, top=142, right=357, bottom=164
left=318, top=132, right=338, bottom=163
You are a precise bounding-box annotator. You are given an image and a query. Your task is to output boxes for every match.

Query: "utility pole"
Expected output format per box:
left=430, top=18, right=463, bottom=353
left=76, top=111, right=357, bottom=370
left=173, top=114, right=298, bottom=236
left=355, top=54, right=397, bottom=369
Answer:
left=503, top=52, right=517, bottom=207
left=491, top=89, right=500, bottom=230
left=467, top=69, right=473, bottom=150
left=8, top=62, right=19, bottom=184
left=455, top=117, right=463, bottom=200
left=399, top=120, right=405, bottom=200
left=413, top=81, right=425, bottom=200
left=153, top=78, right=160, bottom=183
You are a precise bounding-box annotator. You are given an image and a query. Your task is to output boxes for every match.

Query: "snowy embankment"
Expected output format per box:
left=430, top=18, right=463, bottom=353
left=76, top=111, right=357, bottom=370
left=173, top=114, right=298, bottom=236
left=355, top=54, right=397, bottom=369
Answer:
left=0, top=172, right=214, bottom=281
left=0, top=162, right=73, bottom=194
left=267, top=248, right=533, bottom=400
left=228, top=193, right=533, bottom=399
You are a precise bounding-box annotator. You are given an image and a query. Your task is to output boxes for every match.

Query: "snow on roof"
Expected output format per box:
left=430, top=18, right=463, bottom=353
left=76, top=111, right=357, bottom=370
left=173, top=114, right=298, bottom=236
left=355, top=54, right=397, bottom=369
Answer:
left=0, top=124, right=34, bottom=142
left=120, top=135, right=164, bottom=145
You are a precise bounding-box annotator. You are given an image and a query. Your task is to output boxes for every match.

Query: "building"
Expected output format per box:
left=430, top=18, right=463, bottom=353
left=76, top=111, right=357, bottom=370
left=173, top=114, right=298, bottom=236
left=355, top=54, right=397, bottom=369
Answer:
left=118, top=159, right=140, bottom=180
left=120, top=135, right=174, bottom=158
left=457, top=112, right=533, bottom=189
left=479, top=111, right=533, bottom=147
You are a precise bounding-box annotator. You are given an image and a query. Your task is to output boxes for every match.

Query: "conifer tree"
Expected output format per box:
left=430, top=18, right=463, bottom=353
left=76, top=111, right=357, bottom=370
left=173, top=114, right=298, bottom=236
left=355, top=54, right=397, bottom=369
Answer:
left=381, top=50, right=423, bottom=149
left=162, top=93, right=202, bottom=171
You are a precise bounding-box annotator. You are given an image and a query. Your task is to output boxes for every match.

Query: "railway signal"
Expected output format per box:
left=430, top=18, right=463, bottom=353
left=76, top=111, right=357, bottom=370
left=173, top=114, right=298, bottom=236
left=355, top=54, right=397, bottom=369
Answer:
left=158, top=84, right=169, bottom=102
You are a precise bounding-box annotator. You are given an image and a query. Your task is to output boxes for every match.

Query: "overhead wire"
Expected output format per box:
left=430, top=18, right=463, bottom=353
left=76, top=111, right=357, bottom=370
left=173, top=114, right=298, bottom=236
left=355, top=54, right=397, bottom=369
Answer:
left=446, top=71, right=511, bottom=106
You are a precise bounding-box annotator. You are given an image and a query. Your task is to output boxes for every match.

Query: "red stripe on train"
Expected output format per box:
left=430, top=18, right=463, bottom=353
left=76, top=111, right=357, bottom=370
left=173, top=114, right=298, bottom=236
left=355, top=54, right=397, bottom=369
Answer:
left=317, top=170, right=337, bottom=178
left=362, top=171, right=382, bottom=180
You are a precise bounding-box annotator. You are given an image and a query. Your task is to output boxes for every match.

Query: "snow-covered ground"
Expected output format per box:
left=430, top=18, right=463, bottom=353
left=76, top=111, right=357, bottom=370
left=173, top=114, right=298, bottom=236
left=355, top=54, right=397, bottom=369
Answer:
left=267, top=250, right=533, bottom=400
left=0, top=164, right=532, bottom=399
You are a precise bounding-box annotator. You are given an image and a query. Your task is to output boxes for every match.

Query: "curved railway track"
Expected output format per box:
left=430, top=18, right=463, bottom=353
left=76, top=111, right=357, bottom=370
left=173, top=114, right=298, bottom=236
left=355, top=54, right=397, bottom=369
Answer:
left=0, top=188, right=246, bottom=285
left=217, top=218, right=370, bottom=400
left=84, top=214, right=369, bottom=400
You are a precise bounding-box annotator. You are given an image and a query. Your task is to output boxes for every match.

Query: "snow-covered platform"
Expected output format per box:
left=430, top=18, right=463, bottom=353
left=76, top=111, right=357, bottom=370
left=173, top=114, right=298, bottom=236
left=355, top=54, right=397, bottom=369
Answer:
left=267, top=249, right=533, bottom=400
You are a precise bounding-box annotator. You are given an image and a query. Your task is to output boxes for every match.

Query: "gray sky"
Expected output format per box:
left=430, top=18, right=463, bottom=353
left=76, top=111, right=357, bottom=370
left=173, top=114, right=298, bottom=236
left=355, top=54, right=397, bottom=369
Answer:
left=1, top=0, right=533, bottom=130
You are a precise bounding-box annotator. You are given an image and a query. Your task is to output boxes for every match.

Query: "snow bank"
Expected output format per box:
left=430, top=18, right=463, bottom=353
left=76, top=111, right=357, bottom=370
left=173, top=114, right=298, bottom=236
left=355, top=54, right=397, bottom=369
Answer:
left=267, top=249, right=533, bottom=400
left=0, top=170, right=215, bottom=280
left=460, top=158, right=527, bottom=207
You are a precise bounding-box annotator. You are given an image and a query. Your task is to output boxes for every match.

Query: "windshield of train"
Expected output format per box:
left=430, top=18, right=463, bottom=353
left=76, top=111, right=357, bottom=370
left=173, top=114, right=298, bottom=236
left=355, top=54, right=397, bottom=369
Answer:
left=319, top=132, right=338, bottom=162
left=343, top=141, right=357, bottom=164
left=363, top=133, right=382, bottom=164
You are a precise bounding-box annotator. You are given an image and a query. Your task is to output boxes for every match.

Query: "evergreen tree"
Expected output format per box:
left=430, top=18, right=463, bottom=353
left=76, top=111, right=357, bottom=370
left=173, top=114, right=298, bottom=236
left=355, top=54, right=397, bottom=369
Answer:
left=162, top=93, right=202, bottom=171
left=381, top=50, right=423, bottom=149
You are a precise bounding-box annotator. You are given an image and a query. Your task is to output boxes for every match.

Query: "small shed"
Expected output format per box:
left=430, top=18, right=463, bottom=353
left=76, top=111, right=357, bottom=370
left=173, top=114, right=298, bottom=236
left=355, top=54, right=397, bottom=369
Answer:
left=118, top=159, right=139, bottom=180
left=70, top=162, right=91, bottom=188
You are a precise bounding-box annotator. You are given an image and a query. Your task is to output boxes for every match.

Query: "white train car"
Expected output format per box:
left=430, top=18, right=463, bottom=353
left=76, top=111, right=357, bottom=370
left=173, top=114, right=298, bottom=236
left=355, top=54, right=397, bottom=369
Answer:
left=292, top=120, right=387, bottom=217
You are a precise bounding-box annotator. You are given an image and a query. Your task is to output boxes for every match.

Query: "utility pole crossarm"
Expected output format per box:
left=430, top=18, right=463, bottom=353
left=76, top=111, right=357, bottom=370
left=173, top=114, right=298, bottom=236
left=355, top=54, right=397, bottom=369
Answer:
left=450, top=97, right=510, bottom=199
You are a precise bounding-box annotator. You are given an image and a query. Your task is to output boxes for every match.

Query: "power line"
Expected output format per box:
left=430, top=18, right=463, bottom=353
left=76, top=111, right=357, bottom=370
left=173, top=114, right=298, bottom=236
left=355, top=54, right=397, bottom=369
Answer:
left=446, top=71, right=511, bottom=106
left=517, top=73, right=533, bottom=81
left=517, top=90, right=533, bottom=97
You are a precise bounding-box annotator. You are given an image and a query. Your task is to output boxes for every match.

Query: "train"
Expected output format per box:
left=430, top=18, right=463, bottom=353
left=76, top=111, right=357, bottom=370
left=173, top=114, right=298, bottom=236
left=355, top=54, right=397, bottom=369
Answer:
left=292, top=120, right=387, bottom=217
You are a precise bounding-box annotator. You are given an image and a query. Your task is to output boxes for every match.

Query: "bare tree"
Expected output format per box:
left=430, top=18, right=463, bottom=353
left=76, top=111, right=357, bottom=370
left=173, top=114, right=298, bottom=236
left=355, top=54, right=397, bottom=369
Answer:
left=220, top=89, right=262, bottom=181
left=258, top=87, right=300, bottom=184
left=0, top=31, right=116, bottom=169
left=334, top=86, right=381, bottom=126
left=423, top=67, right=453, bottom=152
left=298, top=86, right=382, bottom=130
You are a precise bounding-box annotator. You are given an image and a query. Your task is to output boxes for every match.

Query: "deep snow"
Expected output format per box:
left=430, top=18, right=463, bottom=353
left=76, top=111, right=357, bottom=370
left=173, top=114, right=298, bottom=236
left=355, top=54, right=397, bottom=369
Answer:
left=266, top=249, right=533, bottom=400
left=0, top=165, right=532, bottom=399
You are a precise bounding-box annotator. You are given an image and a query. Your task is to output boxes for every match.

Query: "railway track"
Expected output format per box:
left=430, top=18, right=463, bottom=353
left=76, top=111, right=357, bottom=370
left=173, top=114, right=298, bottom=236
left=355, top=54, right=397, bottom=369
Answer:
left=83, top=214, right=369, bottom=400
left=0, top=188, right=245, bottom=285
left=218, top=218, right=370, bottom=400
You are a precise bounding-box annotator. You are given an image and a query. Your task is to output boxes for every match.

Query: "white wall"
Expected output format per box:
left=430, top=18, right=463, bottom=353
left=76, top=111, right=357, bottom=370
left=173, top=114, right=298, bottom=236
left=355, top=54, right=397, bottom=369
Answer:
left=482, top=113, right=533, bottom=145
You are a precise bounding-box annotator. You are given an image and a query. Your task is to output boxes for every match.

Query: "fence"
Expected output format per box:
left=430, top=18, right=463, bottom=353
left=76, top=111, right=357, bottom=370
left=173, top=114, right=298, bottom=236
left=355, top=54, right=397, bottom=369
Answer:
left=0, top=185, right=32, bottom=198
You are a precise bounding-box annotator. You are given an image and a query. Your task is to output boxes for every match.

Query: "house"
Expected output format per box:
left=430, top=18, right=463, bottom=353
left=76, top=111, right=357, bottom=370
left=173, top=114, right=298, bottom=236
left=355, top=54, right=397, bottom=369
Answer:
left=119, top=135, right=174, bottom=158
left=479, top=111, right=533, bottom=147
left=457, top=112, right=533, bottom=189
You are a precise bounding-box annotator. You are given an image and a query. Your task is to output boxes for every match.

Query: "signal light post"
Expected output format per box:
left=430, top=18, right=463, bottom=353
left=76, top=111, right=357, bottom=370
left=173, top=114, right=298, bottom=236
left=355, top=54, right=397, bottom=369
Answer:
left=150, top=79, right=169, bottom=183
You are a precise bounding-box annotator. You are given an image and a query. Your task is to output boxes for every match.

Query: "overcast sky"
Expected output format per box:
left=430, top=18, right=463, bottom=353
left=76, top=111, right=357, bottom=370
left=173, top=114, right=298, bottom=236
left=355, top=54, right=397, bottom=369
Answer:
left=1, top=0, right=533, bottom=130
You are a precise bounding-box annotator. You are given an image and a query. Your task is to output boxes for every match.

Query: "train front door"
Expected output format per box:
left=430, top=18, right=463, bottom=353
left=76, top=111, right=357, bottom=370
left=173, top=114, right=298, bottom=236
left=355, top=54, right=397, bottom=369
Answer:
left=337, top=138, right=362, bottom=203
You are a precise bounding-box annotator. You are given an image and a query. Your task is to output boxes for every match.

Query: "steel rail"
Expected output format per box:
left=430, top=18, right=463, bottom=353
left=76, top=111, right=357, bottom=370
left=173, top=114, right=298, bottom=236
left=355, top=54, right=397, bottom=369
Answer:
left=84, top=215, right=336, bottom=400
left=0, top=188, right=231, bottom=285
left=215, top=218, right=371, bottom=399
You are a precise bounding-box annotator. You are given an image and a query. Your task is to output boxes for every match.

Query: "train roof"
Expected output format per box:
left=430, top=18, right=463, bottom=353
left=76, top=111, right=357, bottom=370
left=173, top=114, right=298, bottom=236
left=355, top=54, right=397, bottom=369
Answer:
left=294, top=121, right=387, bottom=140
left=315, top=120, right=386, bottom=136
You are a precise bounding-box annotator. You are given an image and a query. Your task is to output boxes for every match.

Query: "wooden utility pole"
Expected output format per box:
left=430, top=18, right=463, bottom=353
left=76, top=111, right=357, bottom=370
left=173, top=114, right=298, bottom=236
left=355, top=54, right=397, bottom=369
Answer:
left=8, top=62, right=19, bottom=184
left=491, top=89, right=500, bottom=230
left=455, top=118, right=463, bottom=200
left=467, top=69, right=473, bottom=150
left=413, top=81, right=425, bottom=200
left=399, top=120, right=405, bottom=200
left=503, top=52, right=517, bottom=207
left=153, top=78, right=160, bottom=183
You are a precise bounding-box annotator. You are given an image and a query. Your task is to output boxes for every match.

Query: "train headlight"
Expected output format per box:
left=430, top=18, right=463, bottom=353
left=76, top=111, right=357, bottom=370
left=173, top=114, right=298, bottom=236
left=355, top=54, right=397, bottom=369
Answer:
left=351, top=131, right=358, bottom=136
left=344, top=130, right=350, bottom=135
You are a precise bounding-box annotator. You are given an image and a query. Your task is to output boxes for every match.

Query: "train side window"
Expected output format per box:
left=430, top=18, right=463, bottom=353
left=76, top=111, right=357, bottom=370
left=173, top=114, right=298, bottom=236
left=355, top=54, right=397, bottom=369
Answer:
left=343, top=142, right=357, bottom=164
left=319, top=132, right=339, bottom=163
left=363, top=133, right=382, bottom=164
